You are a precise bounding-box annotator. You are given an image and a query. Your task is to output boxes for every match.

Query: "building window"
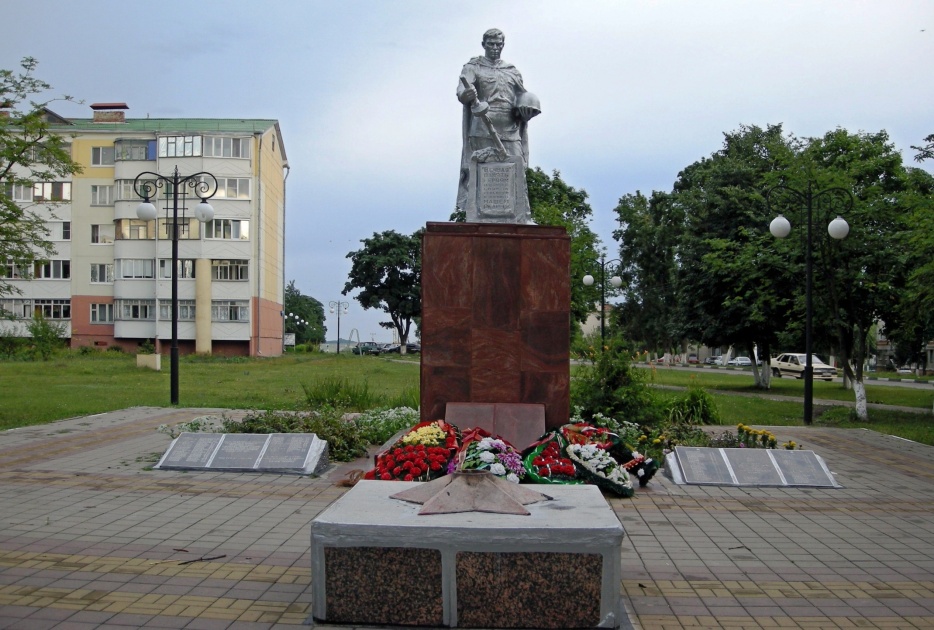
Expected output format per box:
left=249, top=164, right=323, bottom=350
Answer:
left=158, top=135, right=202, bottom=158
left=90, top=263, right=114, bottom=283
left=34, top=260, right=70, bottom=279
left=114, top=139, right=156, bottom=161
left=116, top=179, right=153, bottom=201
left=116, top=219, right=150, bottom=240
left=6, top=183, right=33, bottom=202
left=211, top=259, right=249, bottom=281
left=33, top=299, right=71, bottom=319
left=204, top=136, right=251, bottom=159
left=205, top=218, right=249, bottom=240
left=33, top=182, right=71, bottom=202
left=116, top=299, right=155, bottom=320
left=91, top=224, right=115, bottom=244
left=159, top=259, right=195, bottom=279
left=214, top=178, right=251, bottom=199
left=90, top=303, right=114, bottom=323
left=91, top=146, right=116, bottom=166
left=159, top=299, right=195, bottom=320
left=212, top=300, right=249, bottom=322
left=158, top=218, right=199, bottom=240
left=117, top=259, right=154, bottom=279
left=2, top=260, right=29, bottom=280
left=61, top=221, right=70, bottom=240
left=90, top=185, right=114, bottom=206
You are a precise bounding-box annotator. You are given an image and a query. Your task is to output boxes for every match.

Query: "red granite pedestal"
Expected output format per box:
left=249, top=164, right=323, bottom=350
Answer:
left=420, top=222, right=571, bottom=430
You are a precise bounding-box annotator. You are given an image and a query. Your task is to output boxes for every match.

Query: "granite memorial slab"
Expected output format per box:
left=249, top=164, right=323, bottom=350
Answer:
left=310, top=480, right=624, bottom=628
left=154, top=432, right=328, bottom=475
left=445, top=402, right=545, bottom=450
left=665, top=446, right=840, bottom=487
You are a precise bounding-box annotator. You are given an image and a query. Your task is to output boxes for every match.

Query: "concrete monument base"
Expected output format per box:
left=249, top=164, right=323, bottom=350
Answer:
left=310, top=480, right=624, bottom=628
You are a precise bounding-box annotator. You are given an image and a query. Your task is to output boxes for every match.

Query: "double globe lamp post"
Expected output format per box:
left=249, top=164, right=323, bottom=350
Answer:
left=329, top=300, right=349, bottom=354
left=582, top=256, right=623, bottom=347
left=768, top=182, right=852, bottom=426
left=135, top=167, right=218, bottom=405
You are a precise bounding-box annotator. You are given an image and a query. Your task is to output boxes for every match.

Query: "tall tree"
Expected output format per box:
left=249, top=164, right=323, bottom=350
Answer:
left=344, top=229, right=422, bottom=352
left=612, top=190, right=682, bottom=356
left=0, top=57, right=81, bottom=298
left=671, top=124, right=797, bottom=388
left=284, top=280, right=326, bottom=345
left=525, top=168, right=601, bottom=329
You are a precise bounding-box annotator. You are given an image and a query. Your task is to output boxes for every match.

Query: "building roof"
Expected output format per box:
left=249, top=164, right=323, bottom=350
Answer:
left=50, top=117, right=280, bottom=134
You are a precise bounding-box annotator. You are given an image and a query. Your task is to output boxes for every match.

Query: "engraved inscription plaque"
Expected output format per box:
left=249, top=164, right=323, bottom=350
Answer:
left=724, top=449, right=784, bottom=485
left=771, top=450, right=837, bottom=487
left=157, top=433, right=223, bottom=469
left=477, top=163, right=515, bottom=217
left=676, top=447, right=734, bottom=485
left=257, top=434, right=317, bottom=470
left=155, top=432, right=328, bottom=475
left=209, top=434, right=269, bottom=469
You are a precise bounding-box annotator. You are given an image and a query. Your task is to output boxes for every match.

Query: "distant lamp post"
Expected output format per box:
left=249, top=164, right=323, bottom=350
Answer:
left=329, top=301, right=349, bottom=354
left=582, top=256, right=622, bottom=346
left=768, top=182, right=852, bottom=426
left=135, top=167, right=217, bottom=405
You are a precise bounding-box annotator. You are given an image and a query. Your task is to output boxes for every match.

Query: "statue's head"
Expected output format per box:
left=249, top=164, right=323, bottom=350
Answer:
left=482, top=28, right=504, bottom=61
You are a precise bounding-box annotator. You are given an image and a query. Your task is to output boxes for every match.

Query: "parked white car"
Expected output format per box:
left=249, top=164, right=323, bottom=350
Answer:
left=770, top=353, right=836, bottom=380
left=728, top=356, right=753, bottom=366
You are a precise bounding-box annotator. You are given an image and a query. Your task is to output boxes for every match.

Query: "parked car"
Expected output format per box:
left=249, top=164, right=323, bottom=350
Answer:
left=703, top=357, right=718, bottom=365
left=897, top=366, right=914, bottom=374
left=687, top=354, right=699, bottom=364
left=728, top=356, right=753, bottom=366
left=352, top=341, right=381, bottom=355
left=380, top=343, right=401, bottom=354
left=406, top=342, right=421, bottom=354
left=770, top=353, right=836, bottom=380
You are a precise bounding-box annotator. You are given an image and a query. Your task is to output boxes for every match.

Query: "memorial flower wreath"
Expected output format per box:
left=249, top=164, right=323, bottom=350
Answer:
left=451, top=428, right=526, bottom=483
left=566, top=442, right=634, bottom=497
left=522, top=432, right=581, bottom=485
left=364, top=420, right=459, bottom=482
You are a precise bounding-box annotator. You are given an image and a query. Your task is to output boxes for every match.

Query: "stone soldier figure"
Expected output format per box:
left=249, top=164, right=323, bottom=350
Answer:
left=456, top=28, right=541, bottom=222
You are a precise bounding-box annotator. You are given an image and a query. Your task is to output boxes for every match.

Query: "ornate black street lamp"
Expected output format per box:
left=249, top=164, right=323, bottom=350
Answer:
left=135, top=167, right=218, bottom=405
left=768, top=182, right=852, bottom=425
left=582, top=256, right=622, bottom=346
left=329, top=301, right=349, bottom=354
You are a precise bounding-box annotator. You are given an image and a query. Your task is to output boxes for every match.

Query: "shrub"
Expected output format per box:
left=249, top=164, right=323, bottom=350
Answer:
left=138, top=339, right=155, bottom=354
left=355, top=406, right=420, bottom=445
left=571, top=336, right=662, bottom=426
left=25, top=315, right=67, bottom=360
left=665, top=381, right=721, bottom=425
left=223, top=409, right=369, bottom=461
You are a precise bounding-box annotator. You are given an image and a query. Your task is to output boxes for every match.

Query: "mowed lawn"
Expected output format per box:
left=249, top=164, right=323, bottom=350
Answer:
left=0, top=352, right=420, bottom=430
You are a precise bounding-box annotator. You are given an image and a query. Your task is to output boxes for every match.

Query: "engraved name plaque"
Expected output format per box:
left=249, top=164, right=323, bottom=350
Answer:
left=155, top=432, right=328, bottom=475
left=465, top=155, right=531, bottom=223
left=666, top=446, right=840, bottom=488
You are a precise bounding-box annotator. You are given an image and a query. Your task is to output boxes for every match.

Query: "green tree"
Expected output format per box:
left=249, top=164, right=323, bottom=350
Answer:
left=25, top=313, right=66, bottom=360
left=0, top=57, right=81, bottom=297
left=344, top=229, right=422, bottom=352
left=670, top=124, right=797, bottom=388
left=284, top=280, right=325, bottom=345
left=526, top=168, right=602, bottom=331
left=612, top=190, right=682, bottom=358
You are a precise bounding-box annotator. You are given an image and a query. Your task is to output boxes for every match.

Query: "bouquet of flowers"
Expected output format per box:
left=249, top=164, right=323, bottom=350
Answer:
left=452, top=428, right=526, bottom=483
left=364, top=420, right=459, bottom=482
left=566, top=443, right=634, bottom=497
left=522, top=432, right=581, bottom=485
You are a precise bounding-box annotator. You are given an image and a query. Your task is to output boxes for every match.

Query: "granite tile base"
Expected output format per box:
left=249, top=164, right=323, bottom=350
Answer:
left=311, top=480, right=624, bottom=628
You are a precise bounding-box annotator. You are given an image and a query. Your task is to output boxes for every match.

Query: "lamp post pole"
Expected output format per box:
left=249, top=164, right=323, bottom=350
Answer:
left=582, top=256, right=622, bottom=346
left=135, top=167, right=218, bottom=405
left=329, top=301, right=349, bottom=354
left=768, top=182, right=852, bottom=425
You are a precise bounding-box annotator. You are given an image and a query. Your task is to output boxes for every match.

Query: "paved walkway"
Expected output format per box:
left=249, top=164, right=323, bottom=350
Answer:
left=0, top=407, right=932, bottom=629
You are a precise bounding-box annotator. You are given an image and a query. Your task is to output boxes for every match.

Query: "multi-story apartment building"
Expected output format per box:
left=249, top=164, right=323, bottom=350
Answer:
left=1, top=103, right=288, bottom=357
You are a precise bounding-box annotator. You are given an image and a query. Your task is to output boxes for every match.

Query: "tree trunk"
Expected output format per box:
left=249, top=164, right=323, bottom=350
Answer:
left=853, top=378, right=868, bottom=420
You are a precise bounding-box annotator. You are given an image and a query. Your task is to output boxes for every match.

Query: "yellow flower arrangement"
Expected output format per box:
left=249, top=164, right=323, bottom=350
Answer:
left=401, top=423, right=448, bottom=447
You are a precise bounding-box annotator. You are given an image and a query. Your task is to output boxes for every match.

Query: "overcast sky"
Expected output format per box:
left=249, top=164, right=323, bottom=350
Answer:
left=4, top=0, right=932, bottom=342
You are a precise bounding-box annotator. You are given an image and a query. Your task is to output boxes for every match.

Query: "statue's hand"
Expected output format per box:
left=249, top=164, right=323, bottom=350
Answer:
left=460, top=85, right=477, bottom=104
left=516, top=105, right=541, bottom=122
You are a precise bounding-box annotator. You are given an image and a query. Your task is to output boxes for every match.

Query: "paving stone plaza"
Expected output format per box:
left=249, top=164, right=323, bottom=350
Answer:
left=0, top=407, right=932, bottom=629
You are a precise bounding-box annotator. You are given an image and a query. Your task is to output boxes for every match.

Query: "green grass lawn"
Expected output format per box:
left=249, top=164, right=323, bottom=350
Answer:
left=0, top=352, right=419, bottom=430
left=4, top=352, right=933, bottom=446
